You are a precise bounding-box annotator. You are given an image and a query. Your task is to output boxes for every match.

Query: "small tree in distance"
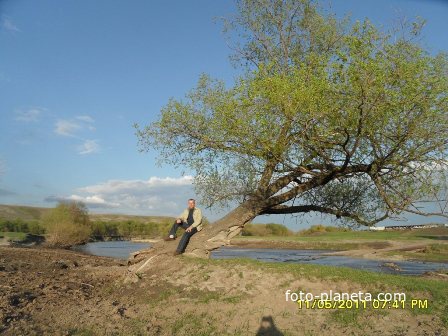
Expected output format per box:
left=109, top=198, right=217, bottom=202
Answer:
left=43, top=201, right=92, bottom=248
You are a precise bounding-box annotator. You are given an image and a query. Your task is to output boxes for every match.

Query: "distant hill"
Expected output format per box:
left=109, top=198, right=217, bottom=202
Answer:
left=0, top=204, right=175, bottom=224
left=0, top=204, right=51, bottom=221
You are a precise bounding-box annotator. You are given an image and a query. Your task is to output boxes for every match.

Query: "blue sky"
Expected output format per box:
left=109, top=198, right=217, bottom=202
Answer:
left=0, top=0, right=447, bottom=230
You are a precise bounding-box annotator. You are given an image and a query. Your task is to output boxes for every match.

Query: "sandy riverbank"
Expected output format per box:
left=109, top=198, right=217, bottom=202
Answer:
left=130, top=238, right=161, bottom=243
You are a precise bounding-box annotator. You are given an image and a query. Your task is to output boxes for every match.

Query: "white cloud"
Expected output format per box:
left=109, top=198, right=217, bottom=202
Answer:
left=45, top=175, right=196, bottom=215
left=54, top=115, right=100, bottom=154
left=77, top=139, right=100, bottom=155
left=45, top=194, right=119, bottom=208
left=15, top=108, right=44, bottom=122
left=78, top=175, right=194, bottom=194
left=55, top=119, right=81, bottom=136
left=54, top=115, right=96, bottom=137
left=1, top=17, right=20, bottom=32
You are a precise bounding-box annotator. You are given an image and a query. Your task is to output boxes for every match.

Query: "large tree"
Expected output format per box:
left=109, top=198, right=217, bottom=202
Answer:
left=129, top=0, right=448, bottom=271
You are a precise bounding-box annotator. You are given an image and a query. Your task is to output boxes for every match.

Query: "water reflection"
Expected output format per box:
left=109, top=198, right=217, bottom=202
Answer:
left=72, top=241, right=151, bottom=259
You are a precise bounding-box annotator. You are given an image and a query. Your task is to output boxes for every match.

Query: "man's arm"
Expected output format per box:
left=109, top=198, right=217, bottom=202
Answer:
left=177, top=209, right=187, bottom=222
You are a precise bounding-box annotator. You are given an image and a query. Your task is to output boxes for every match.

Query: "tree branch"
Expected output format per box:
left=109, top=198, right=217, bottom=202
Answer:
left=264, top=163, right=372, bottom=207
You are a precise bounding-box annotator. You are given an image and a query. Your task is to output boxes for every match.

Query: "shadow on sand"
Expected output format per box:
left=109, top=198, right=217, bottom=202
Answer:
left=256, top=315, right=284, bottom=336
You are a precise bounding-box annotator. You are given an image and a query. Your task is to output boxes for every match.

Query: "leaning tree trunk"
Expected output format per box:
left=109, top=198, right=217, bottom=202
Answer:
left=124, top=199, right=263, bottom=282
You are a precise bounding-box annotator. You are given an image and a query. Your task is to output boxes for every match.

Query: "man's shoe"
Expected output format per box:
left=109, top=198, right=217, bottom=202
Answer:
left=173, top=251, right=182, bottom=256
left=163, top=236, right=175, bottom=241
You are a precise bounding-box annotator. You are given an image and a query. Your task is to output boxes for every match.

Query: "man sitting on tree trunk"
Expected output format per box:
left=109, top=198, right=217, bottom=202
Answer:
left=164, top=198, right=203, bottom=255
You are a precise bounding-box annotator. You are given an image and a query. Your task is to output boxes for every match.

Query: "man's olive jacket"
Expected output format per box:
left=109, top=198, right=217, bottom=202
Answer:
left=178, top=207, right=203, bottom=231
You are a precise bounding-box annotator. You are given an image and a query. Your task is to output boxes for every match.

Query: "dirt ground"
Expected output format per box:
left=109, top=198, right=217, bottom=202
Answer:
left=0, top=245, right=447, bottom=336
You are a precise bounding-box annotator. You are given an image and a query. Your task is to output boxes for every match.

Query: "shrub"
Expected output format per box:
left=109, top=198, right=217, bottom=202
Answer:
left=43, top=201, right=92, bottom=247
left=241, top=223, right=294, bottom=236
left=0, top=218, right=45, bottom=234
left=297, top=224, right=352, bottom=236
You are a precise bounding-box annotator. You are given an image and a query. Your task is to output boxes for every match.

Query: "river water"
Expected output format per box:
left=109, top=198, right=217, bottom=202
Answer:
left=72, top=241, right=448, bottom=276
left=72, top=241, right=151, bottom=259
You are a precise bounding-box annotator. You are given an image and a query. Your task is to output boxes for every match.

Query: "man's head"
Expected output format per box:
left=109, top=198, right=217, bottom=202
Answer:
left=187, top=198, right=195, bottom=209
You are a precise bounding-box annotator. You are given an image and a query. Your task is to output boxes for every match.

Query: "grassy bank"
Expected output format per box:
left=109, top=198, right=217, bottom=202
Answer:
left=385, top=243, right=448, bottom=263
left=231, top=237, right=389, bottom=250
left=236, top=227, right=448, bottom=242
left=183, top=256, right=448, bottom=327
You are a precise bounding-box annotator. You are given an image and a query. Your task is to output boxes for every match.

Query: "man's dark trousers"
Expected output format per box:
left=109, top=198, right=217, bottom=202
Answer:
left=168, top=220, right=198, bottom=253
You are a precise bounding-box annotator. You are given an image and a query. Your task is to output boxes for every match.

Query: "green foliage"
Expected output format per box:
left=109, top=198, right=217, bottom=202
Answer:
left=90, top=219, right=171, bottom=238
left=0, top=231, right=27, bottom=242
left=0, top=205, right=212, bottom=241
left=266, top=223, right=292, bottom=235
left=171, top=312, right=218, bottom=336
left=135, top=0, right=448, bottom=226
left=297, top=224, right=352, bottom=235
left=241, top=222, right=294, bottom=236
left=0, top=218, right=45, bottom=235
left=42, top=201, right=92, bottom=247
left=90, top=216, right=210, bottom=239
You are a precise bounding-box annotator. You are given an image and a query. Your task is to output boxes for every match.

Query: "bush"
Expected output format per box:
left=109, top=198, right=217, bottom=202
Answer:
left=0, top=218, right=45, bottom=235
left=266, top=223, right=291, bottom=236
left=42, top=201, right=92, bottom=247
left=241, top=223, right=294, bottom=236
left=297, top=224, right=352, bottom=236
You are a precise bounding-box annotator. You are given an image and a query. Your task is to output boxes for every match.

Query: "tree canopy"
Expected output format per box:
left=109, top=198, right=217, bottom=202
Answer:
left=135, top=0, right=448, bottom=227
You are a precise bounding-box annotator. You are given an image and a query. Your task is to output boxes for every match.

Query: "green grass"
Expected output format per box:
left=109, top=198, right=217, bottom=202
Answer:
left=171, top=312, right=218, bottom=335
left=234, top=229, right=443, bottom=241
left=1, top=231, right=27, bottom=241
left=329, top=308, right=363, bottom=327
left=66, top=328, right=96, bottom=336
left=0, top=204, right=50, bottom=221
left=386, top=243, right=448, bottom=262
left=232, top=234, right=392, bottom=251
left=182, top=256, right=448, bottom=326
left=195, top=291, right=243, bottom=304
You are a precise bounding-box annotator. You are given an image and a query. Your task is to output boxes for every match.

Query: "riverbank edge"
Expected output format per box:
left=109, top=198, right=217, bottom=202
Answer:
left=229, top=237, right=448, bottom=264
